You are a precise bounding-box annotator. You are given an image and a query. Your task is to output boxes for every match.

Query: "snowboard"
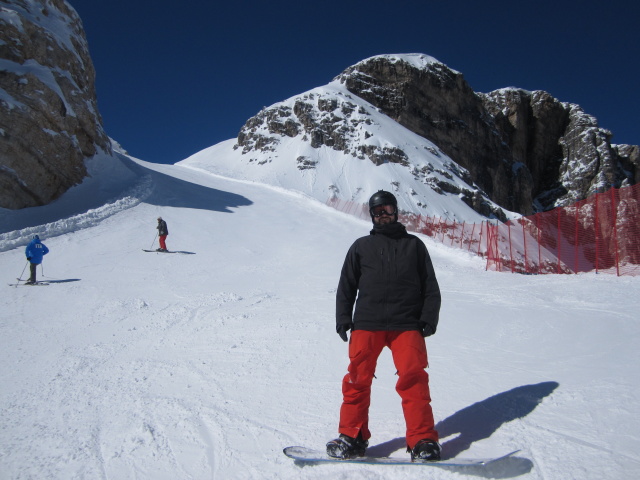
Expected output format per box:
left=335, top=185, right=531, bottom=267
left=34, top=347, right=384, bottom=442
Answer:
left=283, top=446, right=519, bottom=467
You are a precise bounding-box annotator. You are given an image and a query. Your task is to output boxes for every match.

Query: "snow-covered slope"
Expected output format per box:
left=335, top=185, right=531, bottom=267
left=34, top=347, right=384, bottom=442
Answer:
left=1, top=156, right=638, bottom=479
left=179, top=68, right=512, bottom=224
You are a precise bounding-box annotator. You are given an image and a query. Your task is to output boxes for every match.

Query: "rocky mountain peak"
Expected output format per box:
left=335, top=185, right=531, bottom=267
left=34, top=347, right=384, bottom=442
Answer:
left=237, top=53, right=638, bottom=216
left=224, top=80, right=509, bottom=221
left=337, top=55, right=637, bottom=214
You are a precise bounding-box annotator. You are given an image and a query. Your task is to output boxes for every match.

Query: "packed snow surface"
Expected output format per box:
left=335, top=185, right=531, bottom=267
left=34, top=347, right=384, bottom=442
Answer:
left=1, top=153, right=639, bottom=479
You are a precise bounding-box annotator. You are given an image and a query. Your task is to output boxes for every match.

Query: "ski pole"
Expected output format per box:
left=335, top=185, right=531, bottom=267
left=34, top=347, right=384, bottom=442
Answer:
left=17, top=261, right=28, bottom=286
left=150, top=232, right=158, bottom=250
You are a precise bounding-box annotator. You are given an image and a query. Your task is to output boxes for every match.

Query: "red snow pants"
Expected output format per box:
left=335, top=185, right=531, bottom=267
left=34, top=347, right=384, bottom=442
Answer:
left=159, top=235, right=167, bottom=250
left=338, top=330, right=438, bottom=449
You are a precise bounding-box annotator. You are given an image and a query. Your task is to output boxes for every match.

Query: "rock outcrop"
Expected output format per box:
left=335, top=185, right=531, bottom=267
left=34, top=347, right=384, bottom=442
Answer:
left=481, top=89, right=638, bottom=211
left=0, top=0, right=111, bottom=209
left=335, top=54, right=637, bottom=214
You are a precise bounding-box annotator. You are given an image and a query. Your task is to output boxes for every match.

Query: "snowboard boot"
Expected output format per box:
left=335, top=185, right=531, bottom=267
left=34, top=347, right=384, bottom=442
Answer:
left=409, top=439, right=441, bottom=462
left=326, top=433, right=368, bottom=459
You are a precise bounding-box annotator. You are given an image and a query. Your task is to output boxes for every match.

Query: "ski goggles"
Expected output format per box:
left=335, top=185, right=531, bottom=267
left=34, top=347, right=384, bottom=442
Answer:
left=370, top=204, right=397, bottom=217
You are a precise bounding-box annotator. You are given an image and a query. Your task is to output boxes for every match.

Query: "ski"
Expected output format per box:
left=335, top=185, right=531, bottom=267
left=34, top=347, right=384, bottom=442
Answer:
left=141, top=249, right=195, bottom=254
left=283, top=446, right=519, bottom=467
left=9, top=281, right=49, bottom=286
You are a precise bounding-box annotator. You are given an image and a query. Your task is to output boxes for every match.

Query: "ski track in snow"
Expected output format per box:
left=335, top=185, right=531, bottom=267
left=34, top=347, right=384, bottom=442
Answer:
left=1, top=157, right=639, bottom=479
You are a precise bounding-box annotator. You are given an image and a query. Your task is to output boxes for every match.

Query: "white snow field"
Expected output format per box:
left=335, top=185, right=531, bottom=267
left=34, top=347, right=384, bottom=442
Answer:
left=1, top=154, right=639, bottom=479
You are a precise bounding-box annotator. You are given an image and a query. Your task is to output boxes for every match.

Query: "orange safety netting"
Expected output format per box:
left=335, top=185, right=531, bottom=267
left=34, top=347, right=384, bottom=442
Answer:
left=326, top=183, right=640, bottom=276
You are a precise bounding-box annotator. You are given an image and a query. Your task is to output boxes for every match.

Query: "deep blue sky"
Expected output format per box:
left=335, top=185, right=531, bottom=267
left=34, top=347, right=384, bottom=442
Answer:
left=68, top=0, right=639, bottom=164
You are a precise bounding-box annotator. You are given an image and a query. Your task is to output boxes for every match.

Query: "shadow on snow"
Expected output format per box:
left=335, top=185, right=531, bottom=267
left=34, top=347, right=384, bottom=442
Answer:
left=437, top=381, right=559, bottom=457
left=366, top=381, right=559, bottom=477
left=0, top=155, right=253, bottom=248
left=120, top=156, right=253, bottom=213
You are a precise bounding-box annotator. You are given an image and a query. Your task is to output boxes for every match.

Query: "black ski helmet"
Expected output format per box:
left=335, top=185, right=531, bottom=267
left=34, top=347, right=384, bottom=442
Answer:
left=368, top=190, right=398, bottom=221
left=369, top=190, right=397, bottom=209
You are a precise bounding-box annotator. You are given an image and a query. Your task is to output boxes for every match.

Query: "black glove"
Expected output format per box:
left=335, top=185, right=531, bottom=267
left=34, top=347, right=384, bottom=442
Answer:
left=337, top=324, right=352, bottom=342
left=420, top=323, right=435, bottom=337
left=26, top=257, right=31, bottom=261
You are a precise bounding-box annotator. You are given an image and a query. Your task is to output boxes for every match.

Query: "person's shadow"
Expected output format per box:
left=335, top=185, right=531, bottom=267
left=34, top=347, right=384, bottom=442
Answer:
left=367, top=382, right=558, bottom=475
left=436, top=381, right=558, bottom=457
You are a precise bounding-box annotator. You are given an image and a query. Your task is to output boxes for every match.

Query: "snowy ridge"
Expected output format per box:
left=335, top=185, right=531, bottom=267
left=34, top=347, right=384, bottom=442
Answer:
left=351, top=53, right=447, bottom=72
left=180, top=81, right=508, bottom=224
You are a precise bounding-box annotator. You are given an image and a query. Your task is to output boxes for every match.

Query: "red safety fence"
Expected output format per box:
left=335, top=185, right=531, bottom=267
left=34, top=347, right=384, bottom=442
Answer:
left=326, top=183, right=640, bottom=276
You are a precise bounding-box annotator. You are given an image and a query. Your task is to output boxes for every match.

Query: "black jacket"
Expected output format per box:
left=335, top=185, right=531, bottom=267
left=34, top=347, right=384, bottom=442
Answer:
left=157, top=220, right=168, bottom=236
left=336, top=222, right=441, bottom=334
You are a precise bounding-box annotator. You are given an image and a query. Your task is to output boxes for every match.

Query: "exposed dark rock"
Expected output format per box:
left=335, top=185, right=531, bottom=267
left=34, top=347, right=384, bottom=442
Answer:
left=0, top=0, right=111, bottom=209
left=482, top=89, right=636, bottom=210
left=336, top=56, right=637, bottom=214
left=335, top=57, right=535, bottom=214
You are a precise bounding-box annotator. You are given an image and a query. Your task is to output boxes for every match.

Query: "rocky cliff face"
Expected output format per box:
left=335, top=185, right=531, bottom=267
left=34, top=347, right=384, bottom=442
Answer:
left=334, top=55, right=637, bottom=214
left=481, top=89, right=638, bottom=211
left=0, top=0, right=111, bottom=210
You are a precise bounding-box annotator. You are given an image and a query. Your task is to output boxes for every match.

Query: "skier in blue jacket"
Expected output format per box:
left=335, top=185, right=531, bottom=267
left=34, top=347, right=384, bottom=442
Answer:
left=24, top=235, right=49, bottom=284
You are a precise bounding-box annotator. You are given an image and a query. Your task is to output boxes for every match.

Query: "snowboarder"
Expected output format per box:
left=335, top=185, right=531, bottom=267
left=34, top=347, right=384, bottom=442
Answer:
left=326, top=190, right=442, bottom=462
left=24, top=235, right=49, bottom=284
left=156, top=217, right=169, bottom=252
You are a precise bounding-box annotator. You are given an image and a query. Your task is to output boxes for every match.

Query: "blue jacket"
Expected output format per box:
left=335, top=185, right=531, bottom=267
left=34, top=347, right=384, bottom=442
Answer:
left=25, top=237, right=49, bottom=264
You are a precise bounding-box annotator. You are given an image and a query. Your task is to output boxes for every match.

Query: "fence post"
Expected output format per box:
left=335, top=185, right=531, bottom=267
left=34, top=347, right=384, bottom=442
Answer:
left=535, top=214, right=541, bottom=274
left=574, top=203, right=579, bottom=274
left=611, top=188, right=620, bottom=276
left=595, top=191, right=599, bottom=274
left=484, top=222, right=490, bottom=270
left=522, top=221, right=528, bottom=273
left=507, top=222, right=513, bottom=273
left=451, top=220, right=456, bottom=246
left=557, top=207, right=562, bottom=274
